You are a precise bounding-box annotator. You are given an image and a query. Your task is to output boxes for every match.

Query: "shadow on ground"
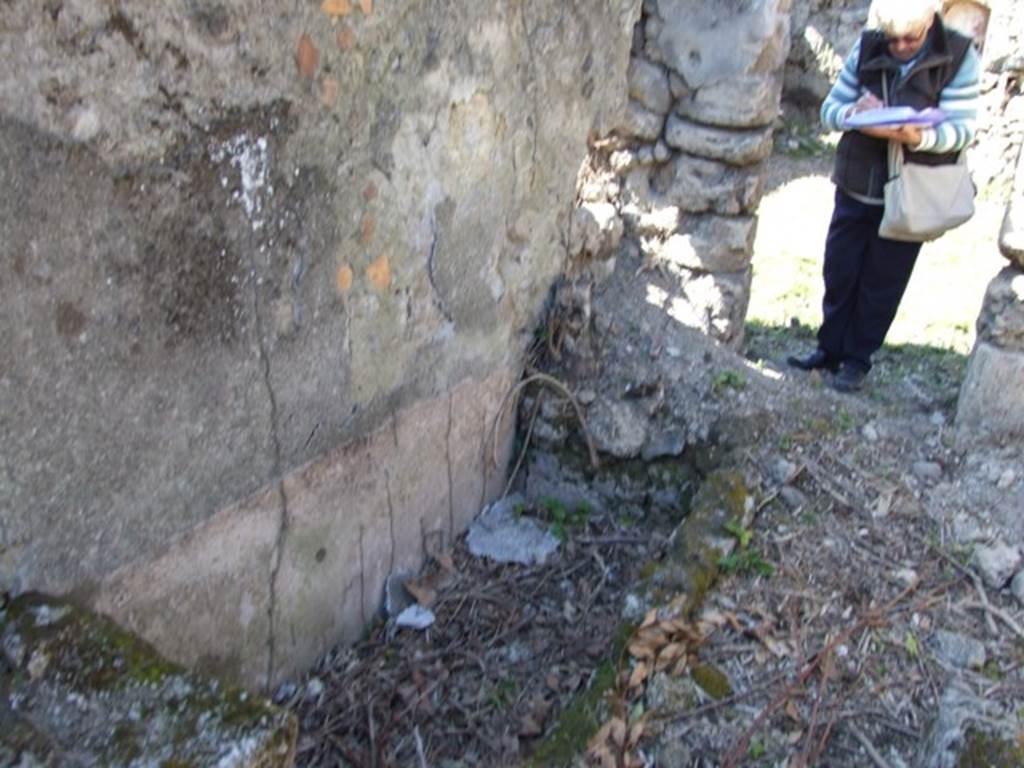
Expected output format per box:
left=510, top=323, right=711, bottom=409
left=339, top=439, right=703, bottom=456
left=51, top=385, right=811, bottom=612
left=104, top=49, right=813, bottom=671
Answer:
left=744, top=319, right=969, bottom=415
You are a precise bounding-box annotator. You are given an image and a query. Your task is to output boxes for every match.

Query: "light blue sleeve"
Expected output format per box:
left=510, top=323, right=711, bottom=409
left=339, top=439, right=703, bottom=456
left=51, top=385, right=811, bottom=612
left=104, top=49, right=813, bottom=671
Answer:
left=912, top=44, right=981, bottom=153
left=820, top=37, right=863, bottom=132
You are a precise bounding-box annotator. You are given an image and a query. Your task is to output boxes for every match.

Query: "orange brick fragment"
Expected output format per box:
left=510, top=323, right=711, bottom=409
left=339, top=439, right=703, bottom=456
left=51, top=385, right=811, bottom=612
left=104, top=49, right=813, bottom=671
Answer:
left=359, top=0, right=372, bottom=14
left=336, top=264, right=354, bottom=294
left=321, top=76, right=340, bottom=107
left=321, top=0, right=353, bottom=15
left=337, top=25, right=356, bottom=51
left=366, top=255, right=391, bottom=290
left=296, top=34, right=319, bottom=79
left=359, top=213, right=376, bottom=244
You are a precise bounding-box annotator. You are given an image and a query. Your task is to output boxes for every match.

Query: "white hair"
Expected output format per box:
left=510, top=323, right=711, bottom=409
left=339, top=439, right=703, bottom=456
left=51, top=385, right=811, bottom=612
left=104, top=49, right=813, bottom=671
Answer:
left=868, top=0, right=940, bottom=36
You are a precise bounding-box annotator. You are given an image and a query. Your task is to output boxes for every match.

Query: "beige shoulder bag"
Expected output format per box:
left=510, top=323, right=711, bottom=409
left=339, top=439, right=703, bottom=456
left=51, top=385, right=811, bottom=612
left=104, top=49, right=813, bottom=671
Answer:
left=877, top=73, right=976, bottom=243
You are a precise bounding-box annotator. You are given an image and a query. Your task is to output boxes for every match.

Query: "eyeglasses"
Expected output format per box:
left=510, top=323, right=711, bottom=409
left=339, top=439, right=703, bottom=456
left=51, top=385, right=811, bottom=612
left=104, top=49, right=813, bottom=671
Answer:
left=887, top=29, right=927, bottom=46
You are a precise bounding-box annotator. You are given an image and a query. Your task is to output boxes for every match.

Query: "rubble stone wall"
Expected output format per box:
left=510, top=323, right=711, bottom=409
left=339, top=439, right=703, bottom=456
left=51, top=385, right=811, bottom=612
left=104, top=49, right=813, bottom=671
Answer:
left=570, top=0, right=794, bottom=348
left=0, top=0, right=640, bottom=690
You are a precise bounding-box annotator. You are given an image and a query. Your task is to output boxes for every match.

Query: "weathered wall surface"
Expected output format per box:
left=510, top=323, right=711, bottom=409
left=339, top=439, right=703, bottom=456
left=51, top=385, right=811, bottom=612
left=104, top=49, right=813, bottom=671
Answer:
left=0, top=0, right=640, bottom=689
left=568, top=0, right=793, bottom=347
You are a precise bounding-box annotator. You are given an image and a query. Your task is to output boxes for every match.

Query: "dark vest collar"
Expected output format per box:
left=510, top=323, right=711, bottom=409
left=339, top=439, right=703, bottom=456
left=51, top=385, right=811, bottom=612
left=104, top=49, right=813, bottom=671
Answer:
left=859, top=15, right=957, bottom=76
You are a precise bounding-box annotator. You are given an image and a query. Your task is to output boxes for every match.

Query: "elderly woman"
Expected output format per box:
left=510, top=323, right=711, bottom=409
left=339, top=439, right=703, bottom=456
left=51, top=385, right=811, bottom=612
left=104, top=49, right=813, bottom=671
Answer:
left=788, top=0, right=980, bottom=392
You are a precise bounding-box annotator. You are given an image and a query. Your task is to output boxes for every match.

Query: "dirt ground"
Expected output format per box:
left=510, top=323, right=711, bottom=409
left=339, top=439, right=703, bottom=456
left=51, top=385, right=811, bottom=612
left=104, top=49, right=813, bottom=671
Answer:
left=281, top=147, right=1024, bottom=767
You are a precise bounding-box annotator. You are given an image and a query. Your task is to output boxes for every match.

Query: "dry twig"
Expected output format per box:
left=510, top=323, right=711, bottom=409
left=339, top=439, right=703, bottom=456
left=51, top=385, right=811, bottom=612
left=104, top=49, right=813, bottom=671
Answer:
left=488, top=372, right=600, bottom=475
left=848, top=723, right=895, bottom=768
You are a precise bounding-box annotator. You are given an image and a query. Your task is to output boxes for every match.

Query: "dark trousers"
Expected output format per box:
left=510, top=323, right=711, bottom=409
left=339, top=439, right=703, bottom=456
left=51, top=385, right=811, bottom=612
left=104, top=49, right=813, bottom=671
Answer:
left=817, top=188, right=922, bottom=372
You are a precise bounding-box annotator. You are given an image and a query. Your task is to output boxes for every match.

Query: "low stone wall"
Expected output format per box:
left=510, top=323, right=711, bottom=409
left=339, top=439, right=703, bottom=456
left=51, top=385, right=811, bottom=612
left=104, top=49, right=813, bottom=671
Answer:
left=571, top=0, right=793, bottom=348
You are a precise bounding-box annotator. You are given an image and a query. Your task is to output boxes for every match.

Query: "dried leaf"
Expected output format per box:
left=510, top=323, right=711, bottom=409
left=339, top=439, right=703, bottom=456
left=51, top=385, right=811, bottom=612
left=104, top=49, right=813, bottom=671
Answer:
left=546, top=674, right=560, bottom=691
left=699, top=609, right=730, bottom=629
left=320, top=0, right=353, bottom=15
left=625, top=754, right=644, bottom=768
left=636, top=627, right=668, bottom=646
left=296, top=34, right=319, bottom=78
left=519, top=715, right=543, bottom=738
left=403, top=578, right=436, bottom=607
left=437, top=551, right=456, bottom=572
left=762, top=636, right=791, bottom=658
left=627, top=721, right=645, bottom=749
left=671, top=656, right=689, bottom=677
left=587, top=722, right=612, bottom=752
left=609, top=718, right=627, bottom=748
left=785, top=700, right=802, bottom=723
left=641, top=609, right=658, bottom=629
left=627, top=641, right=658, bottom=661
left=660, top=642, right=686, bottom=662
left=628, top=662, right=649, bottom=689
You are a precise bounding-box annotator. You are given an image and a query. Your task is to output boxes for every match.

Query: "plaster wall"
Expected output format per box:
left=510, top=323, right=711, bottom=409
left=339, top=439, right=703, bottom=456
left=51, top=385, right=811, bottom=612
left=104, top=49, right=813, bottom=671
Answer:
left=0, top=0, right=640, bottom=689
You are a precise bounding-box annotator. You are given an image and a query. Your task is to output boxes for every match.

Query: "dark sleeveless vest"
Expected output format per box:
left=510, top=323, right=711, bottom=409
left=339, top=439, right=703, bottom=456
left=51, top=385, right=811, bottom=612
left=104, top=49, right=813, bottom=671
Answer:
left=832, top=17, right=972, bottom=201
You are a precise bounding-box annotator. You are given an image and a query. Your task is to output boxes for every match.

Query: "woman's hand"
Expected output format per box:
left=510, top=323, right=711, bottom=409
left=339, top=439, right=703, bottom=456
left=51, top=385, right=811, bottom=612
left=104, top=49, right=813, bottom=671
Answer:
left=849, top=92, right=884, bottom=115
left=858, top=124, right=923, bottom=145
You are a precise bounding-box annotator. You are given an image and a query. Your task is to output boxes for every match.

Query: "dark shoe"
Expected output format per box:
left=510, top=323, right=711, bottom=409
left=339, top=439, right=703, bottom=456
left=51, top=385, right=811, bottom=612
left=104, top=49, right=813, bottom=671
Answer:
left=832, top=362, right=867, bottom=393
left=786, top=349, right=839, bottom=373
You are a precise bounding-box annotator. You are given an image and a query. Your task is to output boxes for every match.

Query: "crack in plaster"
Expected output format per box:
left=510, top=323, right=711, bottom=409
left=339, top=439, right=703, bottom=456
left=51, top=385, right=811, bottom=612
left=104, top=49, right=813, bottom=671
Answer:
left=426, top=213, right=454, bottom=323
left=385, top=469, right=397, bottom=577
left=518, top=1, right=541, bottom=190
left=358, top=524, right=366, bottom=624
left=446, top=393, right=456, bottom=539
left=243, top=249, right=291, bottom=694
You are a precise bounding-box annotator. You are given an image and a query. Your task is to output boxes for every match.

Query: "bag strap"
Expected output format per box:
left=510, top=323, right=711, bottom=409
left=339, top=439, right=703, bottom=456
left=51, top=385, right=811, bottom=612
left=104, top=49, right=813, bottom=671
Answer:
left=881, top=72, right=904, bottom=180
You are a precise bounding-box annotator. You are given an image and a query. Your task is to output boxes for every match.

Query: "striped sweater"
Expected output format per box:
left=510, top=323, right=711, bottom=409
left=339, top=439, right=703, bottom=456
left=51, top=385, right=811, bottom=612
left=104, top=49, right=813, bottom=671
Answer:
left=821, top=36, right=981, bottom=154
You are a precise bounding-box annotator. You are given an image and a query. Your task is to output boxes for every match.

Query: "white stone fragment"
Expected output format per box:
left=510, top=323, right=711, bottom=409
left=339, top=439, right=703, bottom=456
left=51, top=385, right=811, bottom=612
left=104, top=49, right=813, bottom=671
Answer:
left=395, top=605, right=436, bottom=631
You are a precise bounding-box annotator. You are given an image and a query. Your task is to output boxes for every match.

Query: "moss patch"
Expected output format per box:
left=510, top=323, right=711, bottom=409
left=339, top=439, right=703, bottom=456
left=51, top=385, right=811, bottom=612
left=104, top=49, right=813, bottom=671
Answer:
left=528, top=623, right=634, bottom=768
left=528, top=470, right=752, bottom=765
left=957, top=729, right=1024, bottom=768
left=1, top=593, right=296, bottom=766
left=691, top=664, right=733, bottom=701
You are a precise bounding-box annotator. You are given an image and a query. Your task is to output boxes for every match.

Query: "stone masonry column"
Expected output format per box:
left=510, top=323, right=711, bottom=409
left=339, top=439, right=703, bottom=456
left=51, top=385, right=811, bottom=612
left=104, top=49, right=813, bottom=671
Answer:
left=572, top=0, right=792, bottom=348
left=957, top=142, right=1024, bottom=442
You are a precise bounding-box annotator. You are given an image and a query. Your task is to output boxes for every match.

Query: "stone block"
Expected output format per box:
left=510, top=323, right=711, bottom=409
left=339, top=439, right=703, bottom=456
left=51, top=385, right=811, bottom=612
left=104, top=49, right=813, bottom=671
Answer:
left=972, top=541, right=1022, bottom=589
left=665, top=115, right=774, bottom=165
left=569, top=202, right=625, bottom=260
left=1, top=594, right=296, bottom=766
left=648, top=215, right=757, bottom=274
left=588, top=398, right=649, bottom=459
left=652, top=0, right=791, bottom=88
left=652, top=155, right=765, bottom=215
left=675, top=74, right=783, bottom=128
left=617, top=100, right=666, bottom=141
left=975, top=266, right=1024, bottom=349
left=956, top=340, right=1024, bottom=442
left=665, top=268, right=753, bottom=348
left=999, top=147, right=1024, bottom=268
left=628, top=56, right=673, bottom=115
left=630, top=205, right=683, bottom=237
